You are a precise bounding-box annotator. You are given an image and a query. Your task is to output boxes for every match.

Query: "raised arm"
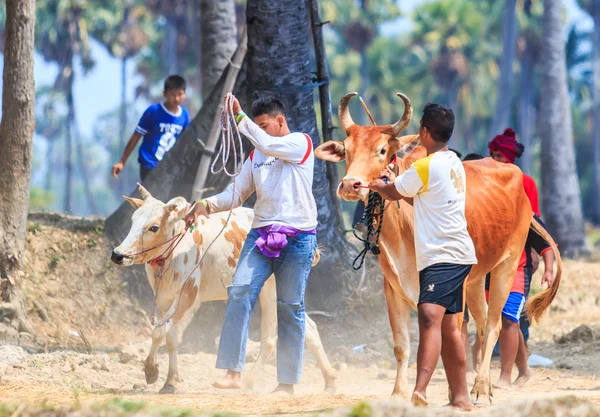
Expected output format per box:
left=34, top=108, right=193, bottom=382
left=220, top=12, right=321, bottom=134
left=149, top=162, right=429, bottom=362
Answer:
left=238, top=117, right=311, bottom=164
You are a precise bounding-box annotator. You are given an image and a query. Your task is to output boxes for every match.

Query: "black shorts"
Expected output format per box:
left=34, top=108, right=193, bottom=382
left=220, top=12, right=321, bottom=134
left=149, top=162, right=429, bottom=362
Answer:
left=419, top=263, right=472, bottom=314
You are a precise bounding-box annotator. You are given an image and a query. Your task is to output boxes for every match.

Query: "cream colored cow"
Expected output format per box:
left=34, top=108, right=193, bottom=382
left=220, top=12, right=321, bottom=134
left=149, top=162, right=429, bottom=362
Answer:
left=111, top=183, right=336, bottom=394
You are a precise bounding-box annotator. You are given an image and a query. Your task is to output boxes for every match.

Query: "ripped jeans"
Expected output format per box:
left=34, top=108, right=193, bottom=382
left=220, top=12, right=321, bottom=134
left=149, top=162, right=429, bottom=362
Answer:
left=215, top=228, right=317, bottom=384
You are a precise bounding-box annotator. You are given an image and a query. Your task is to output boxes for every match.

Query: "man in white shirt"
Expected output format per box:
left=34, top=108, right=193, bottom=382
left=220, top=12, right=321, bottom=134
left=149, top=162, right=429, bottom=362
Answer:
left=185, top=96, right=318, bottom=395
left=369, top=103, right=476, bottom=411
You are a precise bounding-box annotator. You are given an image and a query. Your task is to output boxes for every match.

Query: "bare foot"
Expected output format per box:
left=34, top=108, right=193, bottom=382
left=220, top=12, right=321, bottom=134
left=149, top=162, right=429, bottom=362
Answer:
left=447, top=400, right=474, bottom=411
left=411, top=391, right=429, bottom=407
left=513, top=367, right=533, bottom=387
left=271, top=383, right=294, bottom=396
left=494, top=376, right=512, bottom=389
left=213, top=371, right=242, bottom=389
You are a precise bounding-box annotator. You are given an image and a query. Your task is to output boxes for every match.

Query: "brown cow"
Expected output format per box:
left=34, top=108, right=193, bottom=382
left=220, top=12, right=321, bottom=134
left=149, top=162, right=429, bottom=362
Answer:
left=315, top=92, right=562, bottom=404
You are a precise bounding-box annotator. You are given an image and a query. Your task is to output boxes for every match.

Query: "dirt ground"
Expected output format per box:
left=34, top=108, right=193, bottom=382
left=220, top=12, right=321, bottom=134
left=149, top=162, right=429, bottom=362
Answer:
left=3, top=214, right=600, bottom=416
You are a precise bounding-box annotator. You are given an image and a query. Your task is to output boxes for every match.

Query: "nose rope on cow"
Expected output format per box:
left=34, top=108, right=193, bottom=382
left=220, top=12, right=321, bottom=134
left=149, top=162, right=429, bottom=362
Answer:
left=352, top=178, right=388, bottom=270
left=151, top=93, right=246, bottom=328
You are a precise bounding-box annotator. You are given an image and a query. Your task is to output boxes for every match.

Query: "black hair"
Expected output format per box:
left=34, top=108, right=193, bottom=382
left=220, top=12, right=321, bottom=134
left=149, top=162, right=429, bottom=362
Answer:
left=449, top=148, right=462, bottom=159
left=463, top=153, right=484, bottom=161
left=164, top=75, right=186, bottom=91
left=420, top=103, right=455, bottom=143
left=251, top=96, right=287, bottom=118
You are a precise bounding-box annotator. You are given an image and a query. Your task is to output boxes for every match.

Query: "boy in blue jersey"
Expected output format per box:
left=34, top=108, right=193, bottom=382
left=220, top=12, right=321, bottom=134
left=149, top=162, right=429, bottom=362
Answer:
left=112, top=75, right=190, bottom=181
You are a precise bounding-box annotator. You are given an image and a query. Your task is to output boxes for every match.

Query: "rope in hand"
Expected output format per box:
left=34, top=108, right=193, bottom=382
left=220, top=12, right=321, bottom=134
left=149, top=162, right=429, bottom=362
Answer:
left=352, top=178, right=388, bottom=270
left=152, top=93, right=245, bottom=328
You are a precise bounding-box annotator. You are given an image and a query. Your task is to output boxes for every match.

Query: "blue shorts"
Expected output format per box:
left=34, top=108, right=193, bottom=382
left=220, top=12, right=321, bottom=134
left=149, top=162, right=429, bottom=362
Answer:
left=502, top=292, right=525, bottom=323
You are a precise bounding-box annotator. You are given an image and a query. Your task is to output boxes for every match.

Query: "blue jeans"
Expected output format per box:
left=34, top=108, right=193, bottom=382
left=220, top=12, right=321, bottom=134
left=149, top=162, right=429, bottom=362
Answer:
left=216, top=229, right=317, bottom=384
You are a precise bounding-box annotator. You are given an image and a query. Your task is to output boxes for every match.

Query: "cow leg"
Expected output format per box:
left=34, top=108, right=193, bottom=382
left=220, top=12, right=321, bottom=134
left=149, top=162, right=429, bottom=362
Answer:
left=384, top=278, right=412, bottom=399
left=144, top=323, right=167, bottom=385
left=159, top=321, right=181, bottom=394
left=304, top=313, right=337, bottom=393
left=465, top=273, right=488, bottom=373
left=471, top=258, right=518, bottom=404
left=242, top=276, right=277, bottom=391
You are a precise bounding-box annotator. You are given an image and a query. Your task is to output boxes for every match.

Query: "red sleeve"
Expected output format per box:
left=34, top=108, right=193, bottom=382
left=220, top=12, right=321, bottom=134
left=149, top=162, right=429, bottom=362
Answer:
left=522, top=174, right=540, bottom=216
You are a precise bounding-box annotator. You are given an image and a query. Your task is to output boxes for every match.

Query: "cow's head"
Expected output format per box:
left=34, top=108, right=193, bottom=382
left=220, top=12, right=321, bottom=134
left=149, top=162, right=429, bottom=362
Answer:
left=315, top=92, right=417, bottom=201
left=111, top=183, right=189, bottom=266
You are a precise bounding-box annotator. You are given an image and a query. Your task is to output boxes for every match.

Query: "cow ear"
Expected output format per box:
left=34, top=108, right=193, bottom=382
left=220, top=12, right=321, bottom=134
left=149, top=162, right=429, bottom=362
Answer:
left=124, top=195, right=144, bottom=208
left=315, top=141, right=345, bottom=162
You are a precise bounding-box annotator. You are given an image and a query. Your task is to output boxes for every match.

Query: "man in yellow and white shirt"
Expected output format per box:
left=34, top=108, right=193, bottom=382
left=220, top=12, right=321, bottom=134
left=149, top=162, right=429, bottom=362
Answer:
left=370, top=103, right=476, bottom=411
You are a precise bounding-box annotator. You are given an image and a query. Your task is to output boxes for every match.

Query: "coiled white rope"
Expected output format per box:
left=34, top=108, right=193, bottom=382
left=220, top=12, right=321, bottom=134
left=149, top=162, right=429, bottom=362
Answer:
left=154, top=93, right=246, bottom=327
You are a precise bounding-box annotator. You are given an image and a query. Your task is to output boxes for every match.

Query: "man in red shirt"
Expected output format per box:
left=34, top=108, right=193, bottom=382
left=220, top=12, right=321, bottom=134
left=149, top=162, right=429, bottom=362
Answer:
left=488, top=128, right=555, bottom=388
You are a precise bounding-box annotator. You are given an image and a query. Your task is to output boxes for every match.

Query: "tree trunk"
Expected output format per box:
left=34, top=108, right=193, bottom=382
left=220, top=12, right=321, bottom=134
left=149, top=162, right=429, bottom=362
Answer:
left=45, top=139, right=54, bottom=192
left=165, top=22, right=178, bottom=75
left=64, top=90, right=73, bottom=214
left=118, top=56, right=128, bottom=199
left=307, top=0, right=343, bottom=232
left=490, top=0, right=518, bottom=138
left=518, top=39, right=535, bottom=174
left=591, top=0, right=600, bottom=224
left=539, top=0, right=588, bottom=256
left=200, top=0, right=237, bottom=97
left=0, top=0, right=36, bottom=341
left=192, top=30, right=247, bottom=201
left=246, top=0, right=359, bottom=307
left=70, top=91, right=99, bottom=215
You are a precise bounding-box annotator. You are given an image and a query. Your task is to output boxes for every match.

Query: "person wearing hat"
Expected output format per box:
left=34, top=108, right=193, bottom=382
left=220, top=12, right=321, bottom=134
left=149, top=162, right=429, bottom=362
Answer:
left=486, top=128, right=555, bottom=388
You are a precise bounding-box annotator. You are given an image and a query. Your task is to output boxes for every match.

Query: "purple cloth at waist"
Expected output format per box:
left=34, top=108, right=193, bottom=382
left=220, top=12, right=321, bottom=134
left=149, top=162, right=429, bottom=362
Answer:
left=255, top=224, right=316, bottom=258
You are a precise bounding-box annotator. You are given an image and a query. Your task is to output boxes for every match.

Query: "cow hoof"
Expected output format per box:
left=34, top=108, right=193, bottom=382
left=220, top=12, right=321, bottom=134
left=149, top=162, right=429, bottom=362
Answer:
left=470, top=376, right=492, bottom=405
left=324, top=383, right=336, bottom=394
left=159, top=384, right=176, bottom=395
left=144, top=364, right=159, bottom=385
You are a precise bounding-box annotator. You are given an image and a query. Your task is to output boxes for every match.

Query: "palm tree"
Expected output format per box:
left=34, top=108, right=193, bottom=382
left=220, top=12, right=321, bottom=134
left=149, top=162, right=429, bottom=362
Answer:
left=323, top=0, right=399, bottom=125
left=489, top=0, right=518, bottom=139
left=517, top=0, right=542, bottom=174
left=200, top=0, right=237, bottom=97
left=410, top=0, right=502, bottom=151
left=88, top=1, right=151, bottom=198
left=578, top=0, right=600, bottom=223
left=36, top=0, right=98, bottom=214
left=245, top=0, right=360, bottom=306
left=0, top=0, right=36, bottom=340
left=539, top=0, right=588, bottom=255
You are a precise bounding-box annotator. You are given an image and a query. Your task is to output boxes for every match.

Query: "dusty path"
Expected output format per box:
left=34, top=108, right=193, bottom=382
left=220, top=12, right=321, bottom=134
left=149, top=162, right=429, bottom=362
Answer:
left=0, top=345, right=599, bottom=416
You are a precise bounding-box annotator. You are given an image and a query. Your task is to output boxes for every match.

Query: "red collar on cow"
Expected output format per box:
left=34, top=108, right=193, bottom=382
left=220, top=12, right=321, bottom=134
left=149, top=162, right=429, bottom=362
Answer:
left=390, top=154, right=397, bottom=166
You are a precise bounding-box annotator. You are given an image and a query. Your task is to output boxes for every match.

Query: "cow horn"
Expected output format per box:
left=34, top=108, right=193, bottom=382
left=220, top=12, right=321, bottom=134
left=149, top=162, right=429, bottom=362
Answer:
left=136, top=182, right=152, bottom=200
left=339, top=92, right=358, bottom=135
left=390, top=93, right=413, bottom=137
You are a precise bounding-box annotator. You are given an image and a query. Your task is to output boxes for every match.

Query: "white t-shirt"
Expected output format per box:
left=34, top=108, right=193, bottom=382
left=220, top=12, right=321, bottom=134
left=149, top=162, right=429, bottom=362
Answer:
left=205, top=116, right=318, bottom=231
left=394, top=151, right=477, bottom=271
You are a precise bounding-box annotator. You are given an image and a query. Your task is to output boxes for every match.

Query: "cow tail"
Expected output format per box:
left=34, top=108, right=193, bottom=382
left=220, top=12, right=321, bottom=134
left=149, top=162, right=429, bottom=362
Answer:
left=524, top=217, right=563, bottom=323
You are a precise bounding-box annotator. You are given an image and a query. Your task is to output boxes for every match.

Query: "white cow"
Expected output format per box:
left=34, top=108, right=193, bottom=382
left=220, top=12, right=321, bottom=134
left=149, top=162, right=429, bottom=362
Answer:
left=111, top=183, right=337, bottom=394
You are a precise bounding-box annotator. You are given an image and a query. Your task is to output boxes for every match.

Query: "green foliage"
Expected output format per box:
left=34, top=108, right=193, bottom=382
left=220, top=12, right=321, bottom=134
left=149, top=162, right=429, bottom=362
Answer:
left=348, top=402, right=372, bottom=417
left=29, top=187, right=55, bottom=211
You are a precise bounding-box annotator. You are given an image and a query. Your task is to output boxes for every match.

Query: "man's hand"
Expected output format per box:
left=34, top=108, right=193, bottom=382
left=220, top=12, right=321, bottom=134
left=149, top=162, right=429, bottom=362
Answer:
left=112, top=161, right=124, bottom=178
left=368, top=177, right=403, bottom=201
left=225, top=94, right=242, bottom=114
left=541, top=270, right=555, bottom=288
left=184, top=201, right=209, bottom=228
left=379, top=164, right=396, bottom=183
